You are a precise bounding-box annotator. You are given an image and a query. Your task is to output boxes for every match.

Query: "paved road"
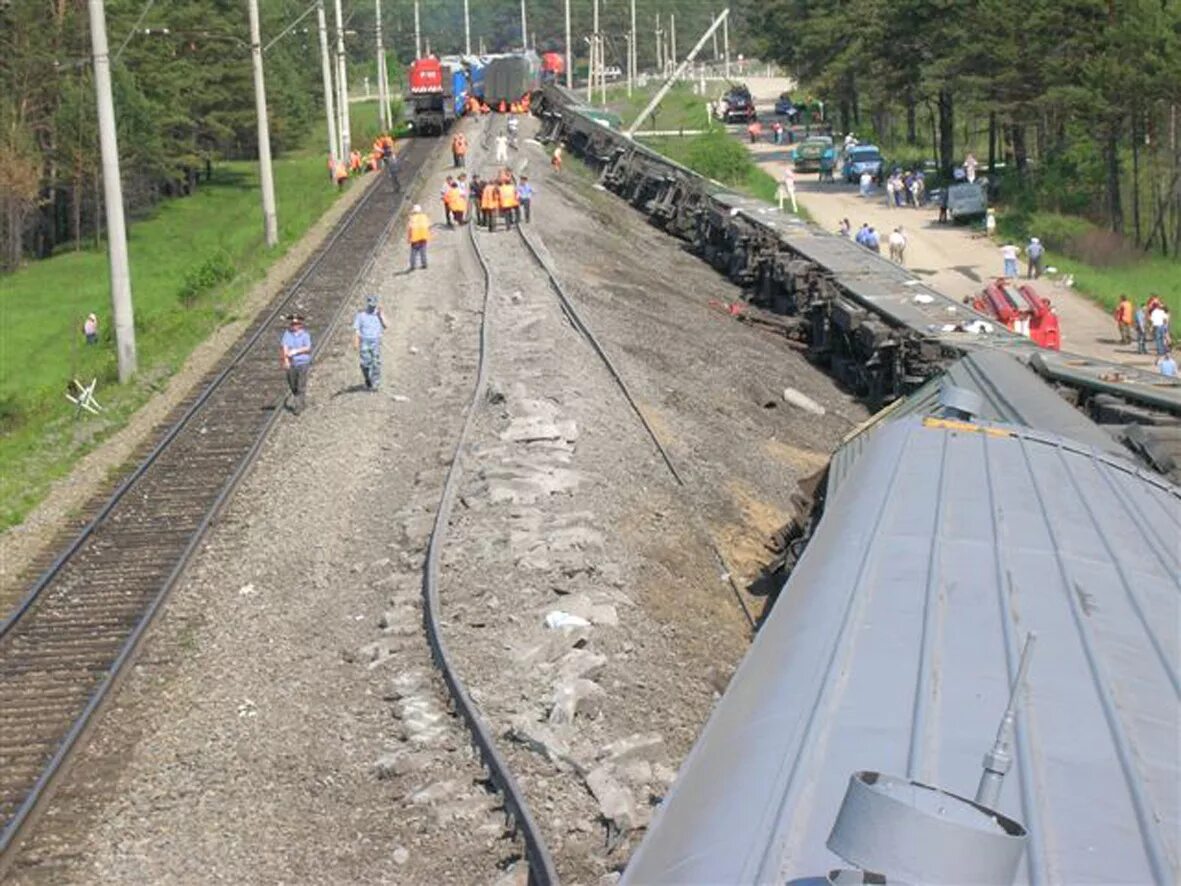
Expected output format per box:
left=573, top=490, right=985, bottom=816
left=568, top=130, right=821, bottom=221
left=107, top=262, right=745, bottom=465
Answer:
left=737, top=78, right=1151, bottom=368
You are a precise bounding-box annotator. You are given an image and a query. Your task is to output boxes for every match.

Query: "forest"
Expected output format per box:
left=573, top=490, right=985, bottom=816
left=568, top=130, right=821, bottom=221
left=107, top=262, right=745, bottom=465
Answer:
left=750, top=0, right=1181, bottom=258
left=0, top=0, right=753, bottom=271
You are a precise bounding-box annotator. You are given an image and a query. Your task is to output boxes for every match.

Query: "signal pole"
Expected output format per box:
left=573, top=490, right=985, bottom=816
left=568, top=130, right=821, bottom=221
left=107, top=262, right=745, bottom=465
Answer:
left=520, top=0, right=527, bottom=49
left=564, top=0, right=571, bottom=88
left=315, top=0, right=338, bottom=167
left=247, top=0, right=278, bottom=247
left=464, top=0, right=471, bottom=54
left=723, top=9, right=730, bottom=80
left=86, top=0, right=137, bottom=382
left=654, top=14, right=661, bottom=74
left=332, top=0, right=350, bottom=159
left=670, top=13, right=677, bottom=76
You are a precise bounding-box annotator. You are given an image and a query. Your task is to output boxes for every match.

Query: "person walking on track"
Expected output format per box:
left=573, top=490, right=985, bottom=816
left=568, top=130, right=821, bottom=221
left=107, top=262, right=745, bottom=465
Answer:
left=451, top=131, right=468, bottom=168
left=481, top=179, right=500, bottom=232
left=407, top=204, right=431, bottom=270
left=353, top=294, right=388, bottom=390
left=280, top=313, right=312, bottom=415
left=443, top=180, right=468, bottom=227
left=517, top=176, right=534, bottom=223
left=498, top=175, right=519, bottom=228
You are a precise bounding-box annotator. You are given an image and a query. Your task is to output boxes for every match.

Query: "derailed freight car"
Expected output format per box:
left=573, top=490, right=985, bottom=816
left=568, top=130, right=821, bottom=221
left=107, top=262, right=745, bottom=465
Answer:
left=484, top=51, right=540, bottom=108
left=533, top=83, right=1181, bottom=476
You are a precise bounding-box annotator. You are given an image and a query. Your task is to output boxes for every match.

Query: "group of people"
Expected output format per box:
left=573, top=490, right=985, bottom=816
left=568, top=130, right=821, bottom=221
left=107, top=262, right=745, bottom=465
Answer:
left=1115, top=294, right=1174, bottom=365
left=432, top=168, right=535, bottom=234
left=883, top=169, right=926, bottom=208
left=839, top=219, right=908, bottom=265
left=329, top=134, right=397, bottom=188
left=996, top=236, right=1044, bottom=279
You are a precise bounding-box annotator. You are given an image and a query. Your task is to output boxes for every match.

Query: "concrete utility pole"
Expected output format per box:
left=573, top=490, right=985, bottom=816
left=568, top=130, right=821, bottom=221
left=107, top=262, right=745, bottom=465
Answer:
left=86, top=0, right=136, bottom=382
left=564, top=0, right=572, bottom=88
left=629, top=0, right=636, bottom=83
left=520, top=0, right=527, bottom=49
left=592, top=0, right=599, bottom=102
left=248, top=0, right=278, bottom=248
left=625, top=34, right=632, bottom=96
left=374, top=0, right=388, bottom=131
left=712, top=11, right=719, bottom=60
left=332, top=0, right=350, bottom=159
left=722, top=9, right=730, bottom=80
left=464, top=0, right=471, bottom=54
left=670, top=13, right=676, bottom=76
left=315, top=0, right=338, bottom=167
left=626, top=9, right=729, bottom=137
left=654, top=13, right=661, bottom=74
left=413, top=0, right=421, bottom=58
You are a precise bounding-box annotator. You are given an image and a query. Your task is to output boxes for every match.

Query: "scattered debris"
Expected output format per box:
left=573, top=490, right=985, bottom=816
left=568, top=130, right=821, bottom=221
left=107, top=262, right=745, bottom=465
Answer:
left=782, top=387, right=827, bottom=416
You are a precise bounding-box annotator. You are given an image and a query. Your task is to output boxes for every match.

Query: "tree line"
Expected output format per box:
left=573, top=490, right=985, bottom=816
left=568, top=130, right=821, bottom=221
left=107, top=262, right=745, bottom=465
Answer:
left=753, top=0, right=1181, bottom=257
left=1, top=0, right=328, bottom=270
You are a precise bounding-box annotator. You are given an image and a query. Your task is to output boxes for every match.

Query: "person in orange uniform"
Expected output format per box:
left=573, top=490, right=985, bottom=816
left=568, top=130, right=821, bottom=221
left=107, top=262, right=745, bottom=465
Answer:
left=451, top=132, right=468, bottom=168
left=1114, top=294, right=1135, bottom=345
left=498, top=175, right=519, bottom=228
left=443, top=180, right=467, bottom=227
left=334, top=158, right=349, bottom=189
left=551, top=144, right=563, bottom=174
left=480, top=179, right=500, bottom=232
left=349, top=149, right=362, bottom=172
left=407, top=203, right=431, bottom=270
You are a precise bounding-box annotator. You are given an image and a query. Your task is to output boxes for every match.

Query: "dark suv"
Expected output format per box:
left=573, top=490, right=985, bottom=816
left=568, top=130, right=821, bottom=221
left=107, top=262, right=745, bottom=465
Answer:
left=721, top=86, right=756, bottom=123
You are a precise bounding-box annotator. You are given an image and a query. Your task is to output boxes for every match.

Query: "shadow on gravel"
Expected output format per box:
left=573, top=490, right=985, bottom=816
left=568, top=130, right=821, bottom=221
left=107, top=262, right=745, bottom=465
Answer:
left=331, top=384, right=373, bottom=398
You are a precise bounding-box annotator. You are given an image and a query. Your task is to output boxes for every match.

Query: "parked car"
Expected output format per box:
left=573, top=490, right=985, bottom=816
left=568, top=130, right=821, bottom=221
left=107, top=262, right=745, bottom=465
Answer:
left=945, top=180, right=988, bottom=220
left=602, top=65, right=622, bottom=81
left=774, top=92, right=797, bottom=120
left=791, top=135, right=836, bottom=172
left=720, top=85, right=757, bottom=123
left=842, top=145, right=884, bottom=183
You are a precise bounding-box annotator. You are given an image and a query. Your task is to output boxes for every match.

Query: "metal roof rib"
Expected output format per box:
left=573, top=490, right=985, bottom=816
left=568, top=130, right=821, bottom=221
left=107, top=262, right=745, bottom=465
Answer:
left=1015, top=434, right=1174, bottom=883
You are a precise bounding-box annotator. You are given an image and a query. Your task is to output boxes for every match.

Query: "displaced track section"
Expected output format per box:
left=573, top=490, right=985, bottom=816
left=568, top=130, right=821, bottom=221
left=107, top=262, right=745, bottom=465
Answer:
left=418, top=218, right=559, bottom=886
left=0, top=139, right=434, bottom=863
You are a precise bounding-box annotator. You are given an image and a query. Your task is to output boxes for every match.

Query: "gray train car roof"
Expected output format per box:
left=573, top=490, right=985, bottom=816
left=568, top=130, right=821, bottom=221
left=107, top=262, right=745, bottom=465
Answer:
left=623, top=416, right=1180, bottom=885
left=828, top=349, right=1129, bottom=494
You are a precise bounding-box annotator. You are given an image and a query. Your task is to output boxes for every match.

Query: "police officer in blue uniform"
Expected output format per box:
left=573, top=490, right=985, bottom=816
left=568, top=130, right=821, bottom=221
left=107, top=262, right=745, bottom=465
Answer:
left=353, top=294, right=388, bottom=389
left=280, top=313, right=313, bottom=414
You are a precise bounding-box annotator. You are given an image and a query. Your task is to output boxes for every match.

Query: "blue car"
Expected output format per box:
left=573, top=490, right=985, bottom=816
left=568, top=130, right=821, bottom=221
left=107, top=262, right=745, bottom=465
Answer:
left=842, top=145, right=884, bottom=183
left=774, top=92, right=797, bottom=120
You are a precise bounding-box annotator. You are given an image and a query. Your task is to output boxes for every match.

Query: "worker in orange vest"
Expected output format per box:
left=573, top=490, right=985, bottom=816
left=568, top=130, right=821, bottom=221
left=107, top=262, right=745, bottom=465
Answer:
left=551, top=144, right=563, bottom=174
left=480, top=179, right=500, bottom=232
left=349, top=149, right=362, bottom=172
left=407, top=203, right=431, bottom=270
left=498, top=100, right=506, bottom=113
left=451, top=132, right=468, bottom=168
left=498, top=176, right=519, bottom=228
left=443, top=180, right=468, bottom=227
left=334, top=158, right=349, bottom=189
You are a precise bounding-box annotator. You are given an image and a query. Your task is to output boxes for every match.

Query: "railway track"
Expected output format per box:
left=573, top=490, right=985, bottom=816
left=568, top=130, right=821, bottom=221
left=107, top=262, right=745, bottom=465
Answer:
left=0, top=138, right=435, bottom=865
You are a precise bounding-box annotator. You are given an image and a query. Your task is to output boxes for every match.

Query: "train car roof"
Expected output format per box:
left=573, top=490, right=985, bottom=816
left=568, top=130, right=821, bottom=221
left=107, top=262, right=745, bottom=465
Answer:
left=623, top=415, right=1180, bottom=885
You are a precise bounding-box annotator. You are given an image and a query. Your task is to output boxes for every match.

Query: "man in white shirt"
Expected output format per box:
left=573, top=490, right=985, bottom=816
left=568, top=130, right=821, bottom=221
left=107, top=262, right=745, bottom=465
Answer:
left=1149, top=304, right=1169, bottom=355
left=888, top=227, right=907, bottom=265
left=495, top=133, right=508, bottom=163
left=1000, top=243, right=1020, bottom=278
left=778, top=166, right=797, bottom=213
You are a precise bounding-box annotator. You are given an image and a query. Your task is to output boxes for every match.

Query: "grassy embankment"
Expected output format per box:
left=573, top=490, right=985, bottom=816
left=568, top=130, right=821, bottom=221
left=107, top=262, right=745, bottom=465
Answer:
left=0, top=100, right=394, bottom=530
left=602, top=83, right=783, bottom=206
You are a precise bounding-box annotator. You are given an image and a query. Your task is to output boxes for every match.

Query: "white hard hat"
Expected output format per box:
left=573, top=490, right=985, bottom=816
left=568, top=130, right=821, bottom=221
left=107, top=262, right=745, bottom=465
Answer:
left=412, top=204, right=421, bottom=213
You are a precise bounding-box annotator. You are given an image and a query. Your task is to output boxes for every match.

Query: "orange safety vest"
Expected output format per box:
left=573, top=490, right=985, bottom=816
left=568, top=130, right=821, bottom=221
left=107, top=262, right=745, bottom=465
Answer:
left=499, top=182, right=518, bottom=209
left=452, top=134, right=467, bottom=155
left=1117, top=301, right=1134, bottom=324
left=349, top=150, right=362, bottom=171
left=498, top=100, right=506, bottom=113
left=408, top=212, right=431, bottom=243
left=480, top=185, right=499, bottom=211
left=449, top=189, right=468, bottom=214
left=334, top=160, right=349, bottom=181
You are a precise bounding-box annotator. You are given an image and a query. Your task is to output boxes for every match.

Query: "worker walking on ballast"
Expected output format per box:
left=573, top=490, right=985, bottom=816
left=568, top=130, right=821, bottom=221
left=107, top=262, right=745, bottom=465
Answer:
left=353, top=294, right=388, bottom=390
left=279, top=313, right=312, bottom=415
left=407, top=204, right=431, bottom=270
left=481, top=178, right=500, bottom=232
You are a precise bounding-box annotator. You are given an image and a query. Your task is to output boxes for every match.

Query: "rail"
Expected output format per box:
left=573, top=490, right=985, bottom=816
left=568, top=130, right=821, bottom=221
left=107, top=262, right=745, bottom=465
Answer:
left=417, top=213, right=559, bottom=886
left=0, top=139, right=435, bottom=862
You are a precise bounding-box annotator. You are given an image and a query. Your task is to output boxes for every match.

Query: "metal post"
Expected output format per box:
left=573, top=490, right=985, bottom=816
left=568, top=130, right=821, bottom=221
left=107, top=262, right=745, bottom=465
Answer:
left=248, top=0, right=278, bottom=248
left=722, top=9, right=729, bottom=80
left=520, top=0, right=527, bottom=49
left=333, top=0, right=350, bottom=159
left=374, top=0, right=387, bottom=131
left=413, top=0, right=421, bottom=59
left=655, top=13, right=661, bottom=74
left=592, top=0, right=599, bottom=102
left=629, top=0, right=636, bottom=83
left=712, top=11, right=719, bottom=60
left=976, top=633, right=1038, bottom=810
left=670, top=13, right=676, bottom=76
left=464, top=0, right=471, bottom=55
left=625, top=34, right=631, bottom=96
left=86, top=0, right=136, bottom=382
left=316, top=0, right=338, bottom=167
left=564, top=0, right=572, bottom=88
left=625, top=9, right=730, bottom=137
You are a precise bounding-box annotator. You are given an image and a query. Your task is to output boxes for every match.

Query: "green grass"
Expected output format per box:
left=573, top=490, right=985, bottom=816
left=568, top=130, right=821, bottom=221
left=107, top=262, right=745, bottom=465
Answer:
left=994, top=210, right=1179, bottom=316
left=606, top=82, right=717, bottom=133
left=0, top=100, right=392, bottom=530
